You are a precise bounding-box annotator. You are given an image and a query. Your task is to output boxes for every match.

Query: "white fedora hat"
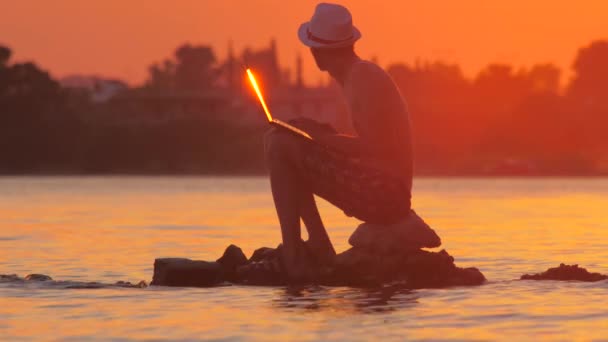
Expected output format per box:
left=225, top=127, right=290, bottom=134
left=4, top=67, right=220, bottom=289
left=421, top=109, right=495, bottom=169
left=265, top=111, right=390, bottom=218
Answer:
left=298, top=3, right=362, bottom=49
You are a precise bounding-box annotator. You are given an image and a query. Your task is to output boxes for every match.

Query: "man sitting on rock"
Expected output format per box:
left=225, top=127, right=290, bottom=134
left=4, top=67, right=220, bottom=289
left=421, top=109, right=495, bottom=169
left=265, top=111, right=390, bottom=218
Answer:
left=263, top=3, right=414, bottom=281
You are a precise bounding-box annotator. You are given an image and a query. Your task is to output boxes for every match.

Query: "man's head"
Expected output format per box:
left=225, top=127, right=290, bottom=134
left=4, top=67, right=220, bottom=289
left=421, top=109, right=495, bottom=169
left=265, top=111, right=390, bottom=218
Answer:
left=310, top=45, right=355, bottom=72
left=298, top=3, right=361, bottom=73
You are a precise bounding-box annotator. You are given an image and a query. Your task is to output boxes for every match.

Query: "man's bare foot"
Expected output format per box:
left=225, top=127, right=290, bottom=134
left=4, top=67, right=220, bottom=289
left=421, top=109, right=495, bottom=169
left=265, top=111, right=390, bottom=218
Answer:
left=280, top=242, right=319, bottom=283
left=304, top=238, right=336, bottom=267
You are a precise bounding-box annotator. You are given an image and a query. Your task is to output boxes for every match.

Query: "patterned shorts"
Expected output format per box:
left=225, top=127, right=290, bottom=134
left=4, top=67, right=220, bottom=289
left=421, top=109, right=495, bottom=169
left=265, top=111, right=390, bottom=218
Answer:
left=301, top=141, right=411, bottom=224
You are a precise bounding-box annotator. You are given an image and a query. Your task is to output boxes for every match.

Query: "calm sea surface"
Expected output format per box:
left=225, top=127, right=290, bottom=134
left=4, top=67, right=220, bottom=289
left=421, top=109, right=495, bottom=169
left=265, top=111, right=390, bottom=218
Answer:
left=1, top=177, right=607, bottom=341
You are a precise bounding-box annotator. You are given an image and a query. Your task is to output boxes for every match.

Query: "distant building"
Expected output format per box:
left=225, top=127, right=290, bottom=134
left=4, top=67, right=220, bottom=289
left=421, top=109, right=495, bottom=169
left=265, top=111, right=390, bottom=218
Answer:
left=60, top=75, right=128, bottom=103
left=107, top=88, right=238, bottom=125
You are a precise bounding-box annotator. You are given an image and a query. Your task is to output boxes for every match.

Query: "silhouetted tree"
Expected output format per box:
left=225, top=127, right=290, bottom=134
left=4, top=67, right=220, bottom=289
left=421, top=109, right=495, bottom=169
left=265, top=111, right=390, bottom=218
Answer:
left=565, top=40, right=608, bottom=159
left=525, top=64, right=561, bottom=94
left=146, top=43, right=218, bottom=91
left=174, top=44, right=218, bottom=91
left=0, top=46, right=11, bottom=99
left=388, top=61, right=478, bottom=171
left=0, top=47, right=83, bottom=172
left=567, top=40, right=608, bottom=102
left=474, top=64, right=532, bottom=115
left=0, top=45, right=10, bottom=67
left=147, top=59, right=175, bottom=90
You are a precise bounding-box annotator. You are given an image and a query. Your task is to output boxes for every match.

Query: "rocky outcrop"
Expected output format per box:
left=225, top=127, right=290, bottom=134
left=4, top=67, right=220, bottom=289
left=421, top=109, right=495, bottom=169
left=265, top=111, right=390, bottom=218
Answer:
left=328, top=247, right=485, bottom=288
left=151, top=258, right=224, bottom=287
left=151, top=214, right=486, bottom=288
left=216, top=244, right=248, bottom=282
left=249, top=247, right=276, bottom=263
left=150, top=245, right=249, bottom=287
left=151, top=245, right=485, bottom=288
left=349, top=210, right=441, bottom=252
left=24, top=274, right=53, bottom=281
left=521, top=264, right=608, bottom=282
left=0, top=273, right=147, bottom=288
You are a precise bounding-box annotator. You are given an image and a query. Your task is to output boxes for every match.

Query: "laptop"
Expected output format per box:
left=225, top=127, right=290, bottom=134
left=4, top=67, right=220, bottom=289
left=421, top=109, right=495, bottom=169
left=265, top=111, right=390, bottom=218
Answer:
left=245, top=68, right=313, bottom=140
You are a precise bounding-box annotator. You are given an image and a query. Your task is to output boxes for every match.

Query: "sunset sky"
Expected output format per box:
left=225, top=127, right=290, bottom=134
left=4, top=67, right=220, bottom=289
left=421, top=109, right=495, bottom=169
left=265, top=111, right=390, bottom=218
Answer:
left=1, top=0, right=607, bottom=86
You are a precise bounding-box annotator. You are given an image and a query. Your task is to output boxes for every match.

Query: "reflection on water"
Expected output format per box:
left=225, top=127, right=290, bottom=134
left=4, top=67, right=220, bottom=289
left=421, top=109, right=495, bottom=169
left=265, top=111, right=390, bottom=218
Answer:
left=273, top=283, right=418, bottom=314
left=1, top=176, right=608, bottom=340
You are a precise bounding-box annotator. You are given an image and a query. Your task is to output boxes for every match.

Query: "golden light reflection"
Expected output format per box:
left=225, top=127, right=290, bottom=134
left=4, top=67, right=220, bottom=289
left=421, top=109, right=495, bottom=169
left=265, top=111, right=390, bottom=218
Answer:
left=246, top=68, right=273, bottom=122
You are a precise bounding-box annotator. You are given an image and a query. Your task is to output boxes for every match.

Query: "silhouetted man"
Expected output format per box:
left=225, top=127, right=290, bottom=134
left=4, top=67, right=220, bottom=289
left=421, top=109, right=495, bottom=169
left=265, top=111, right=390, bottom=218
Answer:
left=264, top=3, right=413, bottom=280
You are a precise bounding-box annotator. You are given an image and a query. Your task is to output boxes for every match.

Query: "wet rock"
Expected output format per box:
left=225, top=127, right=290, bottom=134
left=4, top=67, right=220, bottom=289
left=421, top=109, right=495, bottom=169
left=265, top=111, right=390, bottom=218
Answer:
left=236, top=259, right=287, bottom=286
left=0, top=274, right=22, bottom=282
left=151, top=258, right=224, bottom=287
left=349, top=210, right=441, bottom=253
left=249, top=247, right=277, bottom=263
left=64, top=282, right=106, bottom=289
left=50, top=280, right=148, bottom=289
left=217, top=244, right=248, bottom=282
left=115, top=280, right=148, bottom=288
left=329, top=247, right=385, bottom=286
left=399, top=249, right=485, bottom=288
left=237, top=245, right=286, bottom=286
left=236, top=245, right=485, bottom=288
left=152, top=223, right=484, bottom=289
left=25, top=274, right=53, bottom=281
left=217, top=245, right=248, bottom=268
left=1, top=274, right=148, bottom=289
left=521, top=264, right=608, bottom=282
left=329, top=247, right=485, bottom=288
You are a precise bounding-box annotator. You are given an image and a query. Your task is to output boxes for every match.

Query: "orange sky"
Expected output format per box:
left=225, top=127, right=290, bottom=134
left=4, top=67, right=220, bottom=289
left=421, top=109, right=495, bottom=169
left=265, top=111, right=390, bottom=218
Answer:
left=1, top=0, right=606, bottom=86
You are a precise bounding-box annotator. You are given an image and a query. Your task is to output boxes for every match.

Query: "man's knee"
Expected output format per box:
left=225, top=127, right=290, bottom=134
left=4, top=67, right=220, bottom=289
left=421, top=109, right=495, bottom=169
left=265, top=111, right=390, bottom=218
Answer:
left=263, top=128, right=304, bottom=165
left=263, top=128, right=279, bottom=158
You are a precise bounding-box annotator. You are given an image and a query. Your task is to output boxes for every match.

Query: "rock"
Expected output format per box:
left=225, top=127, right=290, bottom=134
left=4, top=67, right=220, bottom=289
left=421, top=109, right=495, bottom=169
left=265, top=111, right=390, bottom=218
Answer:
left=114, top=280, right=149, bottom=288
left=217, top=245, right=248, bottom=268
left=249, top=247, right=277, bottom=263
left=399, top=249, right=485, bottom=288
left=349, top=210, right=442, bottom=253
left=0, top=274, right=22, bottom=282
left=216, top=244, right=248, bottom=282
left=151, top=240, right=485, bottom=289
left=24, top=274, right=53, bottom=281
left=151, top=258, right=224, bottom=287
left=330, top=247, right=386, bottom=286
left=2, top=274, right=148, bottom=289
left=237, top=245, right=286, bottom=286
left=330, top=247, right=485, bottom=288
left=64, top=282, right=106, bottom=289
left=236, top=260, right=287, bottom=286
left=521, top=264, right=608, bottom=282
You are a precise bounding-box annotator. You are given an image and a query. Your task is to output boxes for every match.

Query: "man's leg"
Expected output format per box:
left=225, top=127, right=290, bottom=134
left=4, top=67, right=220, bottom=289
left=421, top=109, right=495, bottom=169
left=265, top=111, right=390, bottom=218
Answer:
left=264, top=128, right=337, bottom=275
left=264, top=129, right=314, bottom=278
left=299, top=191, right=336, bottom=264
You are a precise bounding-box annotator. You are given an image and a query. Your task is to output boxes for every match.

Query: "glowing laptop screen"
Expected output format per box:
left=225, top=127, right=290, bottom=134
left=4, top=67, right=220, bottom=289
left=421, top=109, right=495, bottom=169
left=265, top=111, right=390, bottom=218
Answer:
left=246, top=68, right=273, bottom=122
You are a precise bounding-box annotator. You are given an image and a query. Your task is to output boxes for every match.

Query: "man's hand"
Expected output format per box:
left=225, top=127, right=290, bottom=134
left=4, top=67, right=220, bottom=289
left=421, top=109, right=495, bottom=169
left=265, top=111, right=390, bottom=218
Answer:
left=287, top=117, right=336, bottom=139
left=287, top=117, right=364, bottom=156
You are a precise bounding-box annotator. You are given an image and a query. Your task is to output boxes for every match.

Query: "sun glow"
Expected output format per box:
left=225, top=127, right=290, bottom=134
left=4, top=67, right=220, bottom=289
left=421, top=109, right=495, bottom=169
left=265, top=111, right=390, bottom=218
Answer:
left=246, top=68, right=273, bottom=122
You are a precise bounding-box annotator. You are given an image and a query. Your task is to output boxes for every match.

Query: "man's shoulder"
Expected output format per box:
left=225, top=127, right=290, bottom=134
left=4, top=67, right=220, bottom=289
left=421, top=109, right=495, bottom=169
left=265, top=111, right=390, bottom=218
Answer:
left=350, top=60, right=392, bottom=86
left=351, top=60, right=385, bottom=77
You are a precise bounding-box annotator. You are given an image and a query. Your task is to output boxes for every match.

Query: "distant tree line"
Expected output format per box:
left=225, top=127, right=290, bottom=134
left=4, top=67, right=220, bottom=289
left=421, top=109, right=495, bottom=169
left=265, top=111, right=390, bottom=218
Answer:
left=0, top=44, right=266, bottom=174
left=0, top=41, right=607, bottom=175
left=386, top=40, right=608, bottom=174
left=0, top=46, right=84, bottom=172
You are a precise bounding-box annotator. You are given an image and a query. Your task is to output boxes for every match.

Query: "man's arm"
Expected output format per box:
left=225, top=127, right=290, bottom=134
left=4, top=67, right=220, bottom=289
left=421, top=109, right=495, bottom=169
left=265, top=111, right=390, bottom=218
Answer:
left=314, top=133, right=363, bottom=156
left=288, top=118, right=366, bottom=156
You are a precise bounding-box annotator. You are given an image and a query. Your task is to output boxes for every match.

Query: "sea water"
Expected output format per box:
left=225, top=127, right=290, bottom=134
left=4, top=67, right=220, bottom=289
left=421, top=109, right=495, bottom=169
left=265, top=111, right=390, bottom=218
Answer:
left=1, top=177, right=607, bottom=341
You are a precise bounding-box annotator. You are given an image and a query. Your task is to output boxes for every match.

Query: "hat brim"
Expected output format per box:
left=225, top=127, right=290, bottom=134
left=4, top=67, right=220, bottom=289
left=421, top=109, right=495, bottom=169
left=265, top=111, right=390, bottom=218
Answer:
left=298, top=22, right=361, bottom=49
